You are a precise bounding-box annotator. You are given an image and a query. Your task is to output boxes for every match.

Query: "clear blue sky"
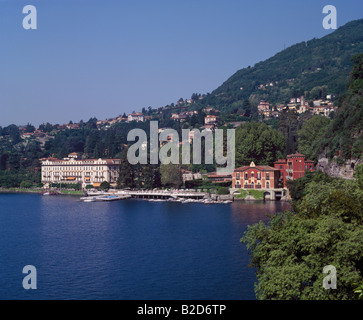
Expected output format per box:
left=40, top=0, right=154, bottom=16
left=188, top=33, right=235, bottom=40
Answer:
left=0, top=0, right=362, bottom=127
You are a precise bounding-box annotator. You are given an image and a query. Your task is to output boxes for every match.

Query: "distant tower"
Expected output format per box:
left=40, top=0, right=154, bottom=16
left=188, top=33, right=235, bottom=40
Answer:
left=300, top=96, right=305, bottom=106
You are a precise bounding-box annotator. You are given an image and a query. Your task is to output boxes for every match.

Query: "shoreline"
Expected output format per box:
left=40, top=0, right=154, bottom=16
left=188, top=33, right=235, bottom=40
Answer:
left=0, top=188, right=289, bottom=201
left=0, top=188, right=83, bottom=196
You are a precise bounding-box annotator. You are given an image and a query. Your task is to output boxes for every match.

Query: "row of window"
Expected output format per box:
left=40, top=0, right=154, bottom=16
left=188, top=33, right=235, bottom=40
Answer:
left=279, top=164, right=313, bottom=170
left=235, top=172, right=270, bottom=180
left=42, top=166, right=118, bottom=171
left=42, top=177, right=116, bottom=182
left=235, top=181, right=270, bottom=189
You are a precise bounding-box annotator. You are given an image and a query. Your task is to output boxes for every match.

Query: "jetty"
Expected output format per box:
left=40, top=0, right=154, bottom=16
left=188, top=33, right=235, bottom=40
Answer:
left=80, top=194, right=131, bottom=202
left=126, top=190, right=206, bottom=200
left=80, top=189, right=210, bottom=203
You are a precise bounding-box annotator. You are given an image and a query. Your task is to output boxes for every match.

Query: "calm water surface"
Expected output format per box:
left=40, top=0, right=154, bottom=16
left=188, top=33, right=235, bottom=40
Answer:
left=0, top=193, right=290, bottom=300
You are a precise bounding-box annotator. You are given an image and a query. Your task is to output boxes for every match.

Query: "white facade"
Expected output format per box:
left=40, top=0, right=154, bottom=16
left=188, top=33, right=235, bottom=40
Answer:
left=41, top=157, right=121, bottom=188
left=127, top=113, right=144, bottom=122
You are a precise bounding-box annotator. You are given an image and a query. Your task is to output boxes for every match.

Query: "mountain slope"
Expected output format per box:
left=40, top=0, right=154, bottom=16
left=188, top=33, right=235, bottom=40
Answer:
left=321, top=53, right=363, bottom=159
left=201, top=19, right=363, bottom=111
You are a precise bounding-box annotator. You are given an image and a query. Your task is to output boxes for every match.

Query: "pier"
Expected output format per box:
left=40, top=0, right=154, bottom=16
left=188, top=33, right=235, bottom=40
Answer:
left=126, top=190, right=207, bottom=200
left=81, top=189, right=208, bottom=202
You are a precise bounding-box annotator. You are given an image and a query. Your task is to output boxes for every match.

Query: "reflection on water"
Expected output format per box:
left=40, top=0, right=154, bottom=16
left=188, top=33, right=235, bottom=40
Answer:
left=230, top=200, right=292, bottom=225
left=0, top=194, right=291, bottom=300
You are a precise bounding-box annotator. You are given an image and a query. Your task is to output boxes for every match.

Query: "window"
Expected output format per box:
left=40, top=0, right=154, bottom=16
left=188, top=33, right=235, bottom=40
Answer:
left=236, top=173, right=240, bottom=180
left=266, top=181, right=270, bottom=189
left=245, top=173, right=248, bottom=180
left=257, top=172, right=261, bottom=180
left=251, top=172, right=254, bottom=178
left=266, top=173, right=270, bottom=180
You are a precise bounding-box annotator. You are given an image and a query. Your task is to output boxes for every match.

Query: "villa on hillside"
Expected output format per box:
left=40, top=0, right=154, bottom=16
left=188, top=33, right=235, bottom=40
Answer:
left=127, top=112, right=144, bottom=122
left=204, top=115, right=219, bottom=125
left=274, top=153, right=314, bottom=188
left=232, top=162, right=280, bottom=189
left=232, top=153, right=315, bottom=190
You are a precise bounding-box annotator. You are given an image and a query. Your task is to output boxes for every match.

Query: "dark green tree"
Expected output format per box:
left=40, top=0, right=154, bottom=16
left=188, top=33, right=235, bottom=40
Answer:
left=242, top=167, right=363, bottom=300
left=235, top=122, right=285, bottom=167
left=116, top=149, right=135, bottom=189
left=160, top=164, right=182, bottom=188
left=100, top=181, right=110, bottom=191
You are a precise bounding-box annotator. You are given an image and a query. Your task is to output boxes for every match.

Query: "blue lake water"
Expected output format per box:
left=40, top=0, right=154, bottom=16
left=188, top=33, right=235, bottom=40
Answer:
left=0, top=193, right=291, bottom=300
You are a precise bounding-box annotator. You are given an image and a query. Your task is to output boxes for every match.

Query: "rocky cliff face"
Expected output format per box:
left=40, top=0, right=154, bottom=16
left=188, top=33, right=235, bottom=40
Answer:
left=317, top=156, right=362, bottom=179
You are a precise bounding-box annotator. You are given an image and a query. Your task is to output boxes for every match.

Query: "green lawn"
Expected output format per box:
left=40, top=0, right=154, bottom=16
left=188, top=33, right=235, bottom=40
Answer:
left=234, top=189, right=265, bottom=200
left=247, top=190, right=265, bottom=200
left=234, top=189, right=248, bottom=199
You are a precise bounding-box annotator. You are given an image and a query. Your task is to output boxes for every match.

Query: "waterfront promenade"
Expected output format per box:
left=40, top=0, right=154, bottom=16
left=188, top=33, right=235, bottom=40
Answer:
left=87, top=189, right=208, bottom=200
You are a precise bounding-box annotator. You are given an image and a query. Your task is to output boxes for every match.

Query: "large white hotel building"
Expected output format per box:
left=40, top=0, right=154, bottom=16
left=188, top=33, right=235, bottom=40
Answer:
left=40, top=153, right=121, bottom=188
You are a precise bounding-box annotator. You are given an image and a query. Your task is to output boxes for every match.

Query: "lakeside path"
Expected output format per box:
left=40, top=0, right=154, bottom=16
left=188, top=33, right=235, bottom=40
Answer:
left=0, top=188, right=83, bottom=195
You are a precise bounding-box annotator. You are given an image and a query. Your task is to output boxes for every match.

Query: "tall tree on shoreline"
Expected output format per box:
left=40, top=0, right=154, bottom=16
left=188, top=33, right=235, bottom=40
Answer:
left=160, top=164, right=183, bottom=188
left=117, top=149, right=135, bottom=189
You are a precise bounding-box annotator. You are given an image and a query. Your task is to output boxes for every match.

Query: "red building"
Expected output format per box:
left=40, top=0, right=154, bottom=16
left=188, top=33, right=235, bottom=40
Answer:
left=232, top=162, right=280, bottom=189
left=274, top=153, right=314, bottom=187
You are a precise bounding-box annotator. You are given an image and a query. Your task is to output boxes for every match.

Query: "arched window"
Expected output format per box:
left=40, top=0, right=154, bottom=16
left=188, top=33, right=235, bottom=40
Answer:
left=266, top=181, right=270, bottom=189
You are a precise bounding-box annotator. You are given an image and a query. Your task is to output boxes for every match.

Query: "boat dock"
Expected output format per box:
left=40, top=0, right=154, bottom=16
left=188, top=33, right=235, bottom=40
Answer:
left=80, top=194, right=131, bottom=202
left=79, top=189, right=229, bottom=203
left=127, top=190, right=206, bottom=200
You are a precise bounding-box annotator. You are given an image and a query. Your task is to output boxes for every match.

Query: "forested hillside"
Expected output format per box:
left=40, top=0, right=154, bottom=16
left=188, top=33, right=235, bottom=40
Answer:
left=318, top=53, right=363, bottom=160
left=194, top=19, right=363, bottom=114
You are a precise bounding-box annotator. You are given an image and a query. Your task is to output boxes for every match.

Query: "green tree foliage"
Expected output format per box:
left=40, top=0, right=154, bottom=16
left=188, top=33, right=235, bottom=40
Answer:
left=354, top=283, right=363, bottom=299
left=116, top=149, right=135, bottom=189
left=196, top=19, right=363, bottom=113
left=278, top=110, right=300, bottom=155
left=318, top=53, right=363, bottom=160
left=242, top=165, right=363, bottom=300
left=100, top=181, right=110, bottom=191
left=160, top=164, right=183, bottom=188
left=141, top=165, right=155, bottom=189
left=297, top=115, right=331, bottom=160
left=217, top=186, right=230, bottom=195
left=235, top=122, right=285, bottom=167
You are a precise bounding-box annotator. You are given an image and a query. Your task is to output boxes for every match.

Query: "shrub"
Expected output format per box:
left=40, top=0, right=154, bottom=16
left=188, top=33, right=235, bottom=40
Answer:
left=217, top=187, right=230, bottom=195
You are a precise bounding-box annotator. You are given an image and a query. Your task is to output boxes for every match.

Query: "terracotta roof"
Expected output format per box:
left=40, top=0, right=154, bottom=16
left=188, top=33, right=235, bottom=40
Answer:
left=234, top=165, right=279, bottom=172
left=287, top=153, right=305, bottom=158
